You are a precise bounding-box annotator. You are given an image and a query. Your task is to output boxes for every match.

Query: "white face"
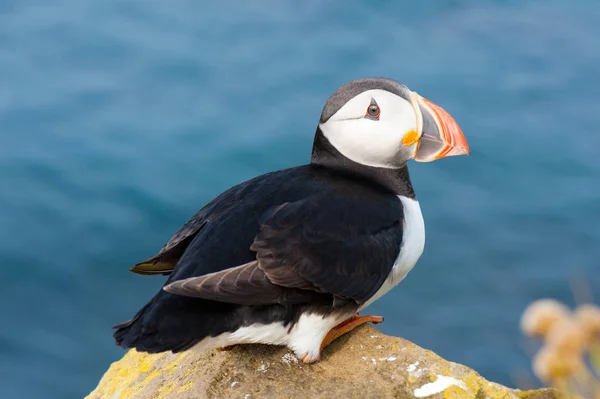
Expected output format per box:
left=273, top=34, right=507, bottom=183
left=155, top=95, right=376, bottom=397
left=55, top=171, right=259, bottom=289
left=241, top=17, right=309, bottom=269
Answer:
left=319, top=89, right=419, bottom=169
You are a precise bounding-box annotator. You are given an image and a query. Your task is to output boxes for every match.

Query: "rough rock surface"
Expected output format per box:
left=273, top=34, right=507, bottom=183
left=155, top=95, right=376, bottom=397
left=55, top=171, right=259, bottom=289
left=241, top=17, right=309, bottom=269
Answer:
left=87, top=325, right=559, bottom=399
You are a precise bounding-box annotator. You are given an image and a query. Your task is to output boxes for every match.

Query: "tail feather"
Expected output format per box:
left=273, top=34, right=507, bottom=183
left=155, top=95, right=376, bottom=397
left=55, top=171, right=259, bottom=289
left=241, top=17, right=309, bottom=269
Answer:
left=113, top=290, right=301, bottom=354
left=113, top=291, right=230, bottom=353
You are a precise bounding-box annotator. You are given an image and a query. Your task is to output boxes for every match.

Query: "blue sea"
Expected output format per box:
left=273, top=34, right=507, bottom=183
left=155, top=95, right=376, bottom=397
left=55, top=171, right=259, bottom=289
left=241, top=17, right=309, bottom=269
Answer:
left=1, top=1, right=599, bottom=398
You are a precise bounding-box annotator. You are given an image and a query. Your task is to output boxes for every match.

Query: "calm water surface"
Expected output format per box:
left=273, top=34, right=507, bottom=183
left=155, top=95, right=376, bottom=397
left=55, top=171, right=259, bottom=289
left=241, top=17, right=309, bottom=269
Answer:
left=1, top=1, right=599, bottom=398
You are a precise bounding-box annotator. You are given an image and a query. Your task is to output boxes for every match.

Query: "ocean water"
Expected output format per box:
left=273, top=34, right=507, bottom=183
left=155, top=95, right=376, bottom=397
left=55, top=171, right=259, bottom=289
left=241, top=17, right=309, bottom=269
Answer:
left=1, top=1, right=599, bottom=398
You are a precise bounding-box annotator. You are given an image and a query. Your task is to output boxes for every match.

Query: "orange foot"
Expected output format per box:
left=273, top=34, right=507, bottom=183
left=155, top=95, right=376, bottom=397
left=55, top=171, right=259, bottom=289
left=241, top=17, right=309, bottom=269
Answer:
left=297, top=314, right=383, bottom=364
left=216, top=345, right=236, bottom=351
left=319, top=314, right=384, bottom=352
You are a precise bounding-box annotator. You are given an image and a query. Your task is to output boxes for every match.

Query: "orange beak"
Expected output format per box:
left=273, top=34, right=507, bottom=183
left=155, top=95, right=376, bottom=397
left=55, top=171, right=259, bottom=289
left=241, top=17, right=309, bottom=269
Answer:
left=410, top=93, right=470, bottom=162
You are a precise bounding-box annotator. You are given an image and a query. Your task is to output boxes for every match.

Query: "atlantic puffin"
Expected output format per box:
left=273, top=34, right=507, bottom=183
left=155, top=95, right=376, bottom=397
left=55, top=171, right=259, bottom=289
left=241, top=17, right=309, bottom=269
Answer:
left=113, top=77, right=469, bottom=363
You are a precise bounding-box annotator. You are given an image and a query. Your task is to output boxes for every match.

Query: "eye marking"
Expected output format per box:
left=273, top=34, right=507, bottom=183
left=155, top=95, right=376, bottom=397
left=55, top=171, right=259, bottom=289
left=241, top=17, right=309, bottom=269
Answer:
left=365, top=98, right=380, bottom=120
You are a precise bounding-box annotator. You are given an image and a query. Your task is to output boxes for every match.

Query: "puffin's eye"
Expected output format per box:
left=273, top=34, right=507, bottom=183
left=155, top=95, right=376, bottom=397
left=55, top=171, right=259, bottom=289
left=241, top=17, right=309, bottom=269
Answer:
left=365, top=99, right=380, bottom=120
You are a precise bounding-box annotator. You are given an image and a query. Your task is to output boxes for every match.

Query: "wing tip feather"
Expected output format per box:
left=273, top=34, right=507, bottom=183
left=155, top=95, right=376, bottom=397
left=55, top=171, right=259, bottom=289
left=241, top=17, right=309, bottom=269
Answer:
left=130, top=260, right=173, bottom=276
left=162, top=279, right=189, bottom=295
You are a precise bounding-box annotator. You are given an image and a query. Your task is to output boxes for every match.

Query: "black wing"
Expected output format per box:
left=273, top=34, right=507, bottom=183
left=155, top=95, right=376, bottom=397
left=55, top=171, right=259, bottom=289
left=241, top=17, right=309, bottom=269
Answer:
left=164, top=192, right=404, bottom=306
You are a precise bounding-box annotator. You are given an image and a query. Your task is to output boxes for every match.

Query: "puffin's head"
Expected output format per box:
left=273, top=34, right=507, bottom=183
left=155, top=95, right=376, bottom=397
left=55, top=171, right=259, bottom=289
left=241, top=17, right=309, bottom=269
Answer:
left=317, top=78, right=469, bottom=168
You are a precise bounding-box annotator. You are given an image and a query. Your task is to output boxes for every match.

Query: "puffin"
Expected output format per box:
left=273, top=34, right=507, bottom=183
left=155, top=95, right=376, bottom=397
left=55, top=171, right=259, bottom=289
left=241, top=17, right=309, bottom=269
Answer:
left=113, top=77, right=469, bottom=363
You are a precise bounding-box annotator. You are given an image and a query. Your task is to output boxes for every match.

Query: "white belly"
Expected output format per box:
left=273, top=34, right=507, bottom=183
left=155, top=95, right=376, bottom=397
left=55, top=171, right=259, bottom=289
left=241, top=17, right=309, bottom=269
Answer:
left=359, top=196, right=425, bottom=311
left=193, top=310, right=355, bottom=363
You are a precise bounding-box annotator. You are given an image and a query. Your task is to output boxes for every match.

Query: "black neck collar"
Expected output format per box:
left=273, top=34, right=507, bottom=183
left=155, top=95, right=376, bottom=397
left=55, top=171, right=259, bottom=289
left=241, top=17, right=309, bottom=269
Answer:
left=310, top=127, right=416, bottom=199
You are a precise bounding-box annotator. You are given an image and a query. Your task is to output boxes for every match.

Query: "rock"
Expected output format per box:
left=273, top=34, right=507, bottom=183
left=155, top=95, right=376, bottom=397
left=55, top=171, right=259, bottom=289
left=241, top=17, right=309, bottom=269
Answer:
left=87, top=325, right=560, bottom=399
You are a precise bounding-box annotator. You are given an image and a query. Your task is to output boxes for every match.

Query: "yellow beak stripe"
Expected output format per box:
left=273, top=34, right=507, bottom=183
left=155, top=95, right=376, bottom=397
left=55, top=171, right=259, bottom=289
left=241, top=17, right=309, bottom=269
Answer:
left=402, top=130, right=419, bottom=146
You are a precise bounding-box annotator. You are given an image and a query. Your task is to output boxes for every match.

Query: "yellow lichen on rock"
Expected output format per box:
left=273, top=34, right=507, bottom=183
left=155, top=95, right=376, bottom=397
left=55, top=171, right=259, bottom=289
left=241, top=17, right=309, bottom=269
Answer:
left=86, top=349, right=195, bottom=399
left=176, top=381, right=195, bottom=394
left=155, top=382, right=176, bottom=399
left=443, top=384, right=473, bottom=399
left=88, top=325, right=562, bottom=399
left=86, top=350, right=163, bottom=399
left=458, top=372, right=512, bottom=399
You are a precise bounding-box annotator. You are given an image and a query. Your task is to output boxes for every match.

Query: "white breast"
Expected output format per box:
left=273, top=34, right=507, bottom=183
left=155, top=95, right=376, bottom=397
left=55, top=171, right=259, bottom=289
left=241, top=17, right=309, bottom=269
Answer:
left=359, top=196, right=425, bottom=310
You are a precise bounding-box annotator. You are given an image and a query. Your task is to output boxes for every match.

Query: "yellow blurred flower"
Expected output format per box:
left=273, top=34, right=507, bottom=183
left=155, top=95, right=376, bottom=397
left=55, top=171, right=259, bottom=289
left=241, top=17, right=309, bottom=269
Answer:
left=521, top=299, right=571, bottom=339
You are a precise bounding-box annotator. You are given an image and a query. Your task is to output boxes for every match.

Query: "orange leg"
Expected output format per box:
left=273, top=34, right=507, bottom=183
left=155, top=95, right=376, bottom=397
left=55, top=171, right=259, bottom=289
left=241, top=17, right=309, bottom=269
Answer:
left=319, top=314, right=384, bottom=352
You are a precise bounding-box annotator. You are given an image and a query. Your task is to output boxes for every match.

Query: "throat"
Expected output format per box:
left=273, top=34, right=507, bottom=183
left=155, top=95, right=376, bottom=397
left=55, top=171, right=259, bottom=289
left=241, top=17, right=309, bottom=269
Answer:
left=310, top=128, right=416, bottom=198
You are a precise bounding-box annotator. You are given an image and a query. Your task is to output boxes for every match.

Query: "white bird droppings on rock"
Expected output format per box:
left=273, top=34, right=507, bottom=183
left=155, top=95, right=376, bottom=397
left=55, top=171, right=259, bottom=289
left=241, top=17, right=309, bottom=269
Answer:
left=413, top=375, right=467, bottom=398
left=375, top=345, right=383, bottom=349
left=370, top=358, right=377, bottom=366
left=378, top=356, right=397, bottom=361
left=230, top=381, right=239, bottom=388
left=407, top=361, right=425, bottom=377
left=281, top=353, right=298, bottom=365
left=256, top=362, right=270, bottom=373
left=407, top=361, right=419, bottom=372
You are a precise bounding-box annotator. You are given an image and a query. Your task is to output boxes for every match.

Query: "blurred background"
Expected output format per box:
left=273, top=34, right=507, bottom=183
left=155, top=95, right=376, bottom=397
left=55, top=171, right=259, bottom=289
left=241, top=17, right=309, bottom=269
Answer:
left=1, top=1, right=599, bottom=398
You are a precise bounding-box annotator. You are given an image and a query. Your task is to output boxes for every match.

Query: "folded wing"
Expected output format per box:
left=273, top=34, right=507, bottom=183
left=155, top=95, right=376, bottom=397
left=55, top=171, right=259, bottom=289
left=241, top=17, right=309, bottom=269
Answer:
left=164, top=192, right=404, bottom=306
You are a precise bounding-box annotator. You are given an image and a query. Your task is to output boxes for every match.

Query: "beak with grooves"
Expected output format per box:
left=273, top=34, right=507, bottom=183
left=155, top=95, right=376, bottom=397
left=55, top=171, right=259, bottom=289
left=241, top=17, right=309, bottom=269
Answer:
left=410, top=92, right=470, bottom=162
